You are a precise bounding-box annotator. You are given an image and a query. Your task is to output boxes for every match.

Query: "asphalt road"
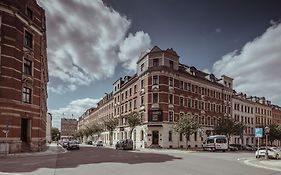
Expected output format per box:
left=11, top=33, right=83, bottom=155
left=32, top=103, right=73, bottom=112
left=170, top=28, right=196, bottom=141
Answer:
left=0, top=145, right=280, bottom=175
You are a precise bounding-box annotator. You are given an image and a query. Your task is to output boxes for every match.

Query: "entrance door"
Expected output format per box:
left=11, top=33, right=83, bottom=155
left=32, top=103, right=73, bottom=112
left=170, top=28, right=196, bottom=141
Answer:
left=21, top=118, right=28, bottom=142
left=152, top=131, right=159, bottom=145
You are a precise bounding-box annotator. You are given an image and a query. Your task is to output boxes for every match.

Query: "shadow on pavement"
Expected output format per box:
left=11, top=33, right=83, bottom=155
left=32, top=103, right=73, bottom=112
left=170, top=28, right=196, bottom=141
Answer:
left=0, top=147, right=182, bottom=173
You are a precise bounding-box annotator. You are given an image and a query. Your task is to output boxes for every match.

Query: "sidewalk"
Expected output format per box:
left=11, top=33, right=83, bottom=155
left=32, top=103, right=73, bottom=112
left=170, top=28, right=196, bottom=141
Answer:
left=0, top=143, right=67, bottom=158
left=244, top=158, right=281, bottom=172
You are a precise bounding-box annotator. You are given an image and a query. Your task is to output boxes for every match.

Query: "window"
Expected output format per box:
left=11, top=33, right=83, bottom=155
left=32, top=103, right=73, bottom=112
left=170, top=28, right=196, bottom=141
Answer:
left=141, top=96, right=144, bottom=106
left=179, top=81, right=183, bottom=89
left=129, top=88, right=132, bottom=96
left=169, top=131, right=172, bottom=141
left=22, top=87, right=31, bottom=103
left=152, top=76, right=159, bottom=85
left=169, top=111, right=174, bottom=122
left=140, top=63, right=144, bottom=71
left=179, top=133, right=183, bottom=141
left=141, top=80, right=144, bottom=89
left=153, top=93, right=158, bottom=103
left=134, top=84, right=137, bottom=93
left=134, top=99, right=137, bottom=109
left=169, top=77, right=173, bottom=86
left=187, top=98, right=191, bottom=108
left=24, top=31, right=33, bottom=48
left=169, top=60, right=174, bottom=68
left=153, top=58, right=159, bottom=66
left=140, top=130, right=144, bottom=141
left=23, top=58, right=32, bottom=76
left=180, top=97, right=184, bottom=106
left=168, top=94, right=173, bottom=104
left=26, top=7, right=33, bottom=19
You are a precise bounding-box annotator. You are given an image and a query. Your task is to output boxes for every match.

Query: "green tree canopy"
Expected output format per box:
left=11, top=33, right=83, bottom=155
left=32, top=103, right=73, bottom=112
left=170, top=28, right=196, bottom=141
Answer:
left=213, top=117, right=245, bottom=145
left=174, top=114, right=200, bottom=149
left=127, top=111, right=141, bottom=139
left=51, top=127, right=60, bottom=141
left=103, top=117, right=118, bottom=146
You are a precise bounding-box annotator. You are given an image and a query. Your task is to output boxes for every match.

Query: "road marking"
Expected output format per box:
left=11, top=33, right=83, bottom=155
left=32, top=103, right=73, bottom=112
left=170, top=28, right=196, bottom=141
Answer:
left=0, top=173, right=21, bottom=175
left=244, top=159, right=281, bottom=172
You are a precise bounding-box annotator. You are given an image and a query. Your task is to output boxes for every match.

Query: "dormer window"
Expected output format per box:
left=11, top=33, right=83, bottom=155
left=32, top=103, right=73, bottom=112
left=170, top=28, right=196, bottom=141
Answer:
left=26, top=7, right=33, bottom=19
left=169, top=60, right=174, bottom=68
left=140, top=63, right=144, bottom=71
left=153, top=58, right=159, bottom=66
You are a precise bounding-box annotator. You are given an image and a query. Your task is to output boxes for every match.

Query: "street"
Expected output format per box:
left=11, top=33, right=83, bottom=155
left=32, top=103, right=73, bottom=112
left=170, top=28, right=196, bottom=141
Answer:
left=0, top=145, right=280, bottom=175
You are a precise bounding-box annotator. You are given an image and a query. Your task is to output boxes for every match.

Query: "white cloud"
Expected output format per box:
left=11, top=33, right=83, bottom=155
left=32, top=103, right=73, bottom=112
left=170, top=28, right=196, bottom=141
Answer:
left=212, top=22, right=281, bottom=105
left=39, top=0, right=151, bottom=94
left=49, top=98, right=100, bottom=129
left=118, top=31, right=152, bottom=71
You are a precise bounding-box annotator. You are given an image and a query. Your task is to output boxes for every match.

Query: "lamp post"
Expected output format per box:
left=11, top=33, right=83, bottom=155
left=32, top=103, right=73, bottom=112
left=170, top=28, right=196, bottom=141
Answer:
left=264, top=126, right=270, bottom=159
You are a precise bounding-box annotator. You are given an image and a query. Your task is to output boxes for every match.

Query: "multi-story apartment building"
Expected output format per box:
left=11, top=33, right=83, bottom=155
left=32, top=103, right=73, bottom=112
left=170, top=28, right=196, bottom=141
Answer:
left=272, top=105, right=281, bottom=124
left=254, top=97, right=272, bottom=128
left=79, top=46, right=234, bottom=149
left=0, top=0, right=48, bottom=153
left=232, top=93, right=256, bottom=145
left=61, top=118, right=78, bottom=139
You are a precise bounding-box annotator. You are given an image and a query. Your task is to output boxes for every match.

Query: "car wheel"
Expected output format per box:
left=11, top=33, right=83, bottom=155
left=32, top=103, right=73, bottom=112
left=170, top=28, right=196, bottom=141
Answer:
left=276, top=154, right=280, bottom=160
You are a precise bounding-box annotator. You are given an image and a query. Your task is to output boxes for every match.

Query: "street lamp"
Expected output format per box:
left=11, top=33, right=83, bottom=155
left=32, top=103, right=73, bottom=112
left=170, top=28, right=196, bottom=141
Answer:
left=264, top=126, right=270, bottom=159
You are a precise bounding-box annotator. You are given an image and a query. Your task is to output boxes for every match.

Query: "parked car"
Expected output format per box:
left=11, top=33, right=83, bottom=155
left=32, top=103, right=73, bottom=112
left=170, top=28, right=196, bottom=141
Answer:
left=244, top=144, right=257, bottom=151
left=62, top=140, right=69, bottom=148
left=228, top=145, right=239, bottom=151
left=229, top=144, right=243, bottom=150
left=87, top=141, right=93, bottom=145
left=115, top=139, right=133, bottom=150
left=255, top=147, right=281, bottom=159
left=67, top=140, right=80, bottom=150
left=93, top=140, right=103, bottom=147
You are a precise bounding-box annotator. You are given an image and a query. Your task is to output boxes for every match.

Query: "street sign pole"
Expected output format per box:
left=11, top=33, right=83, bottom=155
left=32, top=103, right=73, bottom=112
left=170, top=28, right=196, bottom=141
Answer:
left=257, top=137, right=259, bottom=158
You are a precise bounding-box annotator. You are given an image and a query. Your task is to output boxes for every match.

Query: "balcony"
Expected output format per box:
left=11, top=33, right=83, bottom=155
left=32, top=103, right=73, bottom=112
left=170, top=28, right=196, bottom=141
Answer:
left=168, top=104, right=174, bottom=109
left=169, top=86, right=174, bottom=93
left=140, top=88, right=145, bottom=95
left=151, top=103, right=160, bottom=109
left=152, top=85, right=159, bottom=91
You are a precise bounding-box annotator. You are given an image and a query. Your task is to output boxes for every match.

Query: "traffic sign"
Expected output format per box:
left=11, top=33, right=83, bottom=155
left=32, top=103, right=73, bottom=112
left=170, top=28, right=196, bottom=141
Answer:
left=255, top=128, right=263, bottom=138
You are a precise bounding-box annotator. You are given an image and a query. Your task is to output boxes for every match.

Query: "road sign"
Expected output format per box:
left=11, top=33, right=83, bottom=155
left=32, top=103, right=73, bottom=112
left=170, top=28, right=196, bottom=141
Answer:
left=255, top=128, right=263, bottom=138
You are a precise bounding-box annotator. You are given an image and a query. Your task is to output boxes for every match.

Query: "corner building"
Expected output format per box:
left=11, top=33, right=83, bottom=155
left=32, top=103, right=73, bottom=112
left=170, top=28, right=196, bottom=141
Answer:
left=79, top=46, right=234, bottom=149
left=0, top=0, right=48, bottom=152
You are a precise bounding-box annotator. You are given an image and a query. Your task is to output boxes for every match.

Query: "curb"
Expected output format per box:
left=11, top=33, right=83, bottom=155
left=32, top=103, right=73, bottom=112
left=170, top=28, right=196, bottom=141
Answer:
left=244, top=159, right=281, bottom=172
left=0, top=145, right=68, bottom=158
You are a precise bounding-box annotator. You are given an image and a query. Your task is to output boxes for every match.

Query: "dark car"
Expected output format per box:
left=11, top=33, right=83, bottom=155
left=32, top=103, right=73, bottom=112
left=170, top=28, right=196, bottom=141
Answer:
left=87, top=141, right=93, bottom=145
left=229, top=144, right=243, bottom=150
left=67, top=140, right=80, bottom=150
left=228, top=145, right=239, bottom=151
left=93, top=140, right=103, bottom=147
left=115, top=139, right=133, bottom=150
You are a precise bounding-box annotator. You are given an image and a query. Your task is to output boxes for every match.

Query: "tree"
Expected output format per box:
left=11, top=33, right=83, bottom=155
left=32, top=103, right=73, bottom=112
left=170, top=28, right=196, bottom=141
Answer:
left=74, top=129, right=84, bottom=141
left=213, top=117, right=244, bottom=146
left=174, top=114, right=200, bottom=150
left=268, top=124, right=281, bottom=145
left=103, top=117, right=118, bottom=146
left=51, top=127, right=60, bottom=141
left=91, top=123, right=104, bottom=140
left=127, top=111, right=141, bottom=139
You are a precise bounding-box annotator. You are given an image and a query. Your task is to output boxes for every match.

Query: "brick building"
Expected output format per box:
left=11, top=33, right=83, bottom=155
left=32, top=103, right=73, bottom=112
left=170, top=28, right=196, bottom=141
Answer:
left=232, top=93, right=256, bottom=145
left=0, top=0, right=48, bottom=153
left=79, top=46, right=234, bottom=149
left=61, top=118, right=78, bottom=139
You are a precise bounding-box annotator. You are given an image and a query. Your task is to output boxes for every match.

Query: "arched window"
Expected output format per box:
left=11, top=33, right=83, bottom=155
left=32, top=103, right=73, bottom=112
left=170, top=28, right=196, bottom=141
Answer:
left=140, top=130, right=144, bottom=141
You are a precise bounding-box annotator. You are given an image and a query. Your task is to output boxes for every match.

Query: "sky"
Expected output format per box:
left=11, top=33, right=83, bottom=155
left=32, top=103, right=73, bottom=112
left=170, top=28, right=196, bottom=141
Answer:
left=38, top=0, right=281, bottom=129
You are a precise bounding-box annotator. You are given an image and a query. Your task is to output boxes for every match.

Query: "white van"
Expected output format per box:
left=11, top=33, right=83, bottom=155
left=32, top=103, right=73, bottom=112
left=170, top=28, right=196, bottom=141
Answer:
left=202, top=135, right=228, bottom=152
